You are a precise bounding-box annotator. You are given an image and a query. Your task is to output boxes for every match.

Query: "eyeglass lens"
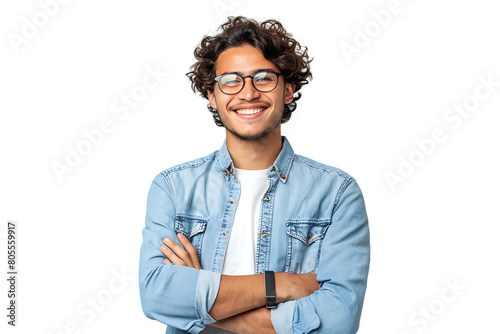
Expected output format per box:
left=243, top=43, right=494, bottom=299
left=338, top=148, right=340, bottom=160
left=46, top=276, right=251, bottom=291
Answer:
left=219, top=71, right=278, bottom=94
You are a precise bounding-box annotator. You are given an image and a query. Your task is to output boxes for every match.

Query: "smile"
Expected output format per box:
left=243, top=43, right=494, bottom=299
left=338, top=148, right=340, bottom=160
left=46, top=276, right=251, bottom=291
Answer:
left=234, top=108, right=265, bottom=115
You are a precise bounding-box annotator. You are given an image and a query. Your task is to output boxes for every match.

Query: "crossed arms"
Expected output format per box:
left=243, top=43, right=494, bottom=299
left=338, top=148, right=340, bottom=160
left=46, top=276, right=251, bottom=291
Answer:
left=160, top=234, right=319, bottom=333
left=139, top=174, right=370, bottom=334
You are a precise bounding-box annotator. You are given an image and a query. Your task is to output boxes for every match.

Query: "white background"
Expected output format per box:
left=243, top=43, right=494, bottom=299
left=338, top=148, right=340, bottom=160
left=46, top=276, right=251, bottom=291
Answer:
left=1, top=0, right=499, bottom=333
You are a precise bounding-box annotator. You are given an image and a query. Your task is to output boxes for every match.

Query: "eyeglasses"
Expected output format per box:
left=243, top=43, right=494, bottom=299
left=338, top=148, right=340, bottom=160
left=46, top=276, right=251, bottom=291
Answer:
left=214, top=70, right=283, bottom=95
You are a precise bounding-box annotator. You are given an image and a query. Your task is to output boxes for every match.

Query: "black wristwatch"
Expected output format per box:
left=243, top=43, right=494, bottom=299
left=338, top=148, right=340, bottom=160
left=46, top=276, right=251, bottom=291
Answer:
left=265, top=271, right=277, bottom=309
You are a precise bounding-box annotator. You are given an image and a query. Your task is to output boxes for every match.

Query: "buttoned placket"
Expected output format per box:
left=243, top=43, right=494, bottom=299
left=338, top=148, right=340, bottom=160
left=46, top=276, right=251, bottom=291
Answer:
left=211, top=152, right=290, bottom=274
left=211, top=164, right=241, bottom=273
left=255, top=166, right=283, bottom=274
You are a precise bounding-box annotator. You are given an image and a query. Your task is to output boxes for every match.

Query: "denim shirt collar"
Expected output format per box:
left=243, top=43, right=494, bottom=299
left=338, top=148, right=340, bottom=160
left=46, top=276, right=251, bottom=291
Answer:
left=215, top=136, right=294, bottom=183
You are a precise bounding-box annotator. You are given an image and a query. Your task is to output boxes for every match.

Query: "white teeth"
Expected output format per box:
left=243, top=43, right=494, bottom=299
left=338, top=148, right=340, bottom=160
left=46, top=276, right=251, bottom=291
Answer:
left=235, top=108, right=264, bottom=115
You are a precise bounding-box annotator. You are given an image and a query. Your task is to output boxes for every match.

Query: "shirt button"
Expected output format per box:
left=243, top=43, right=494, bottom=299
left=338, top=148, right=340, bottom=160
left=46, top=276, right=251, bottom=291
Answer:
left=223, top=232, right=226, bottom=236
left=307, top=233, right=312, bottom=238
left=264, top=197, right=271, bottom=201
left=280, top=174, right=286, bottom=179
left=224, top=171, right=228, bottom=176
left=230, top=167, right=233, bottom=174
left=230, top=200, right=234, bottom=204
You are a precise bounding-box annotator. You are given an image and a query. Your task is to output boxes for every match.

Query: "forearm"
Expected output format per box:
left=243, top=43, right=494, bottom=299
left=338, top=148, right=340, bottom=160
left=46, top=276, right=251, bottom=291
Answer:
left=208, top=307, right=276, bottom=334
left=209, top=273, right=267, bottom=320
left=209, top=272, right=317, bottom=320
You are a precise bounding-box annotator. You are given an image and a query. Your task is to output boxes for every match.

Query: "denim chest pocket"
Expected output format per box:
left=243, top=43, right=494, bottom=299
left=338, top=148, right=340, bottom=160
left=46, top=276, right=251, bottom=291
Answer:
left=174, top=215, right=208, bottom=260
left=285, top=219, right=331, bottom=274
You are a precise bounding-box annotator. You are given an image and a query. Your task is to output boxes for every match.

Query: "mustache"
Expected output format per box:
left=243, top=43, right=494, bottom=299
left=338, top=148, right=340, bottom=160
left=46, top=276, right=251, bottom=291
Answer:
left=229, top=101, right=270, bottom=110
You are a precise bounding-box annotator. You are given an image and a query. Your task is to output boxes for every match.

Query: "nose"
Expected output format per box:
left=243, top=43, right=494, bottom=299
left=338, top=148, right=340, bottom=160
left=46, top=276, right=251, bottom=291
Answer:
left=237, top=77, right=261, bottom=101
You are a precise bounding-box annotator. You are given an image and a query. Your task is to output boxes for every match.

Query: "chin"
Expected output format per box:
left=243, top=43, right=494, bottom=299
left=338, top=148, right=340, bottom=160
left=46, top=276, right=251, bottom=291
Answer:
left=230, top=127, right=278, bottom=141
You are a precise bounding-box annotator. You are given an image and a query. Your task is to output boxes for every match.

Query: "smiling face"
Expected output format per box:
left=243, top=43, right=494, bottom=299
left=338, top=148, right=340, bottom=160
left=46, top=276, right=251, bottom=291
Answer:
left=207, top=45, right=295, bottom=142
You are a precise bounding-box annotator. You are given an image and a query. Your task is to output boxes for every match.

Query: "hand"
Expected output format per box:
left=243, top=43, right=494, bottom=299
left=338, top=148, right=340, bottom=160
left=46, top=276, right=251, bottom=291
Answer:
left=276, top=273, right=319, bottom=303
left=160, top=233, right=201, bottom=269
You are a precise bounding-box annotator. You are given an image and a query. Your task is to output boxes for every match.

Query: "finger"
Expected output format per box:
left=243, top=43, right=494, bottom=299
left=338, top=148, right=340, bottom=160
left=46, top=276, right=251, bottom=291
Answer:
left=178, top=233, right=202, bottom=269
left=163, top=237, right=195, bottom=268
left=160, top=244, right=186, bottom=266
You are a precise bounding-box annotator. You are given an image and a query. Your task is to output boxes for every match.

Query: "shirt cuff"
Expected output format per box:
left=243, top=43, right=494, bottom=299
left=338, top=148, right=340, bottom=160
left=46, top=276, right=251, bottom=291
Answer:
left=270, top=300, right=296, bottom=334
left=195, top=269, right=222, bottom=326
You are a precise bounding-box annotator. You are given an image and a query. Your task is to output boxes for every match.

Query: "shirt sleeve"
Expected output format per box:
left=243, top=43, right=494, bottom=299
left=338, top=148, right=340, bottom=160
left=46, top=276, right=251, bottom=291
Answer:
left=270, top=178, right=370, bottom=334
left=139, top=173, right=221, bottom=334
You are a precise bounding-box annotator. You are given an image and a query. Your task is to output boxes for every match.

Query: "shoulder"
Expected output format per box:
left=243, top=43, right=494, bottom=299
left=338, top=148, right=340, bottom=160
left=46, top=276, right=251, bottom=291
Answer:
left=159, top=150, right=218, bottom=177
left=291, top=154, right=358, bottom=200
left=292, top=154, right=352, bottom=181
left=291, top=154, right=365, bottom=213
left=149, top=150, right=218, bottom=192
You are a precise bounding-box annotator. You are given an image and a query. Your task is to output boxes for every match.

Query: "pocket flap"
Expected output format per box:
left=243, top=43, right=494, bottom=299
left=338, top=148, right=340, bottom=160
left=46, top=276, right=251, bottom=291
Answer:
left=175, top=215, right=208, bottom=239
left=286, top=219, right=331, bottom=245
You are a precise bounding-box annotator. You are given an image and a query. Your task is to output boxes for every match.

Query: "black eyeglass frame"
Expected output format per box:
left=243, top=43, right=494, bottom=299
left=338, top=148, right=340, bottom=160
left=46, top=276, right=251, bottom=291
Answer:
left=214, top=70, right=283, bottom=95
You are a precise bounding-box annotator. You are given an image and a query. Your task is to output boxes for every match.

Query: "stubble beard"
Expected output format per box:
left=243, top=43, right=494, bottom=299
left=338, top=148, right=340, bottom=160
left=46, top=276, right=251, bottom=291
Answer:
left=220, top=107, right=283, bottom=142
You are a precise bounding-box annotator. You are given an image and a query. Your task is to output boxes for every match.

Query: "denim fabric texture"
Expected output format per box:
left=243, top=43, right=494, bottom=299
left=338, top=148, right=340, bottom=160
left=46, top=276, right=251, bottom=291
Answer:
left=139, top=136, right=370, bottom=334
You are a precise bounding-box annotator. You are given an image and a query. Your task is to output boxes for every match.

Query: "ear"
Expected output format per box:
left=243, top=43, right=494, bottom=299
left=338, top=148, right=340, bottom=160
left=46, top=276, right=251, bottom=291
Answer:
left=284, top=83, right=295, bottom=104
left=207, top=90, right=217, bottom=110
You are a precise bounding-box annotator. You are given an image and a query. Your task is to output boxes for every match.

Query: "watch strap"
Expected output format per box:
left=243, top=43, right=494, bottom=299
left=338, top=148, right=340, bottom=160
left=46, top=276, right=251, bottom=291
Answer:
left=265, top=271, right=277, bottom=309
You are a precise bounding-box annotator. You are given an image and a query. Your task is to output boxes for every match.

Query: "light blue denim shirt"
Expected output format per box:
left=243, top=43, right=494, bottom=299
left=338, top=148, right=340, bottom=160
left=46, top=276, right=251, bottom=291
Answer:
left=139, top=136, right=370, bottom=334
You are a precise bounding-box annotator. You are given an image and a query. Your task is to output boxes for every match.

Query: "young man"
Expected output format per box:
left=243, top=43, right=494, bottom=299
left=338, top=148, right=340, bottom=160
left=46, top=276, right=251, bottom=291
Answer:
left=139, top=17, right=370, bottom=334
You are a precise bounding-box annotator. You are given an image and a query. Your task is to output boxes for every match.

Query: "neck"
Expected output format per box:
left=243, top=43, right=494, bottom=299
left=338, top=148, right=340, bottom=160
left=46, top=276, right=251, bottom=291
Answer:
left=225, top=129, right=282, bottom=170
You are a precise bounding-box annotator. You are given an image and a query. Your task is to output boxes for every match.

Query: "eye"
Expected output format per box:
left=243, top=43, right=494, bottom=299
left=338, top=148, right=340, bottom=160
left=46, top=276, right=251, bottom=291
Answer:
left=254, top=72, right=272, bottom=82
left=221, top=74, right=242, bottom=86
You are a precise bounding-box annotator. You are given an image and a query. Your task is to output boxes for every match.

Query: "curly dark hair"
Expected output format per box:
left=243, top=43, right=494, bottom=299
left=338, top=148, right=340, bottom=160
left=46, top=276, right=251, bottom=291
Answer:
left=186, top=16, right=313, bottom=127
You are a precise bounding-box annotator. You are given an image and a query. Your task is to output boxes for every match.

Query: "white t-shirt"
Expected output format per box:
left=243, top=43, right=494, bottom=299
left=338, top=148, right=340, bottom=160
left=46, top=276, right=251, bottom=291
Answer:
left=221, top=167, right=269, bottom=275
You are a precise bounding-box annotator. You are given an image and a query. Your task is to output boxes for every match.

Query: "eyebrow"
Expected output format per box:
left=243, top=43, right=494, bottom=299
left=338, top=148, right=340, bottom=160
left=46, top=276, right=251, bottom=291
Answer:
left=219, top=68, right=277, bottom=76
